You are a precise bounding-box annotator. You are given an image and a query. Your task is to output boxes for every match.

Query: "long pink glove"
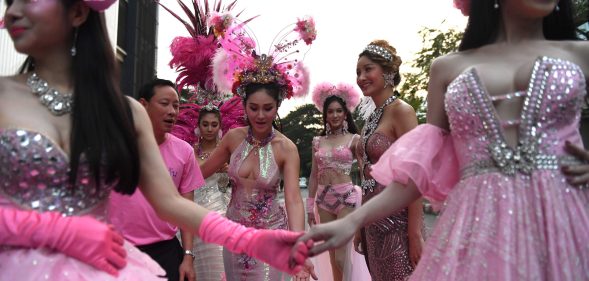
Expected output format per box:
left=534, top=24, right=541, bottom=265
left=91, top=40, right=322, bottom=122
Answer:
left=198, top=211, right=309, bottom=274
left=0, top=207, right=127, bottom=276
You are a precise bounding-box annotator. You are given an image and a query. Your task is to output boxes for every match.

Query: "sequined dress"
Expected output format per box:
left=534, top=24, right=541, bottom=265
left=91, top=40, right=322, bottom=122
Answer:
left=371, top=57, right=589, bottom=280
left=357, top=131, right=413, bottom=281
left=223, top=139, right=289, bottom=281
left=193, top=173, right=231, bottom=281
left=0, top=129, right=164, bottom=280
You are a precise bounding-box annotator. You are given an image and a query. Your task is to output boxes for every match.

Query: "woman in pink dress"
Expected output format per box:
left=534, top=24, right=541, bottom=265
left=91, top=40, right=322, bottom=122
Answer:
left=0, top=1, right=310, bottom=280
left=301, top=0, right=589, bottom=280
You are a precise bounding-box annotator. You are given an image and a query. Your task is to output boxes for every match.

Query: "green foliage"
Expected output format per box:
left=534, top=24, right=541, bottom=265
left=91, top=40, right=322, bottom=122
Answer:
left=574, top=0, right=589, bottom=39
left=281, top=104, right=323, bottom=177
left=400, top=27, right=463, bottom=124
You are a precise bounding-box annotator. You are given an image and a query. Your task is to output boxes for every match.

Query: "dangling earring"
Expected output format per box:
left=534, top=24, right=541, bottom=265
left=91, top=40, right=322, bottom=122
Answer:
left=70, top=27, right=79, bottom=57
left=217, top=129, right=223, bottom=142
left=555, top=3, right=560, bottom=12
left=494, top=0, right=499, bottom=9
left=343, top=120, right=349, bottom=134
left=383, top=73, right=395, bottom=89
left=326, top=123, right=332, bottom=135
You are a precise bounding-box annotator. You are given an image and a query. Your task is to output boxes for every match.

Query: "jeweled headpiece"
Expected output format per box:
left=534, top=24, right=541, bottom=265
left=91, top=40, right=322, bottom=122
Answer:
left=312, top=82, right=361, bottom=113
left=213, top=16, right=316, bottom=102
left=364, top=44, right=393, bottom=62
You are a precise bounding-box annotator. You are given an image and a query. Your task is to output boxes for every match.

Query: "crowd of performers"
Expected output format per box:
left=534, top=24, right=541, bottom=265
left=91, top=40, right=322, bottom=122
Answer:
left=0, top=0, right=588, bottom=280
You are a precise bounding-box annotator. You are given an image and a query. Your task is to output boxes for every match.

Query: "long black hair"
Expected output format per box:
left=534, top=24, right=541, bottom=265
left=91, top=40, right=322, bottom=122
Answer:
left=460, top=0, right=578, bottom=51
left=321, top=95, right=358, bottom=136
left=243, top=83, right=283, bottom=131
left=13, top=0, right=139, bottom=195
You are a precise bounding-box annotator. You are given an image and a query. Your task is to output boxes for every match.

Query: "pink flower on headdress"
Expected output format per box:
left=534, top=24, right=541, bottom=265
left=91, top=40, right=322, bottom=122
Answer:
left=294, top=16, right=317, bottom=45
left=208, top=12, right=234, bottom=38
left=453, top=0, right=470, bottom=16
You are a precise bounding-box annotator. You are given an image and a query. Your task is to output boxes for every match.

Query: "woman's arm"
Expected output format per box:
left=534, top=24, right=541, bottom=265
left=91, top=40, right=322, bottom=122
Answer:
left=281, top=139, right=305, bottom=232
left=391, top=102, right=424, bottom=266
left=301, top=55, right=453, bottom=256
left=307, top=137, right=319, bottom=226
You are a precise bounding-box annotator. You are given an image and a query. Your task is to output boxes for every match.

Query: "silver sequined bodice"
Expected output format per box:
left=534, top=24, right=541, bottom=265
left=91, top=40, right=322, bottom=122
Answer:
left=445, top=57, right=587, bottom=177
left=0, top=129, right=110, bottom=216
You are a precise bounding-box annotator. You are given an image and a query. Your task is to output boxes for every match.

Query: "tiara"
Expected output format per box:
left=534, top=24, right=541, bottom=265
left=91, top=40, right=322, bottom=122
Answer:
left=202, top=103, right=219, bottom=111
left=213, top=16, right=316, bottom=101
left=364, top=44, right=393, bottom=62
left=312, top=82, right=361, bottom=112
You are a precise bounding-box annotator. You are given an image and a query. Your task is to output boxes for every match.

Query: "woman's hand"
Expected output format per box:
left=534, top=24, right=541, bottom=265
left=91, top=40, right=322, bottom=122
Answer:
left=408, top=233, right=424, bottom=268
left=298, top=216, right=359, bottom=257
left=293, top=260, right=318, bottom=281
left=562, top=141, right=589, bottom=186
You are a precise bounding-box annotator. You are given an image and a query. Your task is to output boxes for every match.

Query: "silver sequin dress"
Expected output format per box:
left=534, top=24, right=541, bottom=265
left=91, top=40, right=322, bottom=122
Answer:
left=0, top=129, right=164, bottom=280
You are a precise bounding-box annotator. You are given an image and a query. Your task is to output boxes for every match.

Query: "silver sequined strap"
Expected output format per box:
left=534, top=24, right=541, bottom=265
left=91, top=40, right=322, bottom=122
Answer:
left=361, top=179, right=376, bottom=194
left=460, top=154, right=585, bottom=182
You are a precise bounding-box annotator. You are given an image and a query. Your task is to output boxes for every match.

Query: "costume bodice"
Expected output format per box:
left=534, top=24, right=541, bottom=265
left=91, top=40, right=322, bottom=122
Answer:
left=314, top=134, right=357, bottom=176
left=445, top=57, right=587, bottom=177
left=225, top=139, right=286, bottom=229
left=0, top=129, right=110, bottom=217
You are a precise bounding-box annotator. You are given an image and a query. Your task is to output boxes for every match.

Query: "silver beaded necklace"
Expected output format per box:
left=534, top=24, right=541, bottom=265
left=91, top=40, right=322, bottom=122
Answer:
left=360, top=94, right=397, bottom=193
left=26, top=72, right=73, bottom=116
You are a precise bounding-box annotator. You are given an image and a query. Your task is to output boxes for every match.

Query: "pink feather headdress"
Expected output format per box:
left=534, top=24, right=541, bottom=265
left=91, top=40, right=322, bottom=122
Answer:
left=212, top=16, right=317, bottom=101
left=312, top=82, right=361, bottom=112
left=160, top=0, right=252, bottom=144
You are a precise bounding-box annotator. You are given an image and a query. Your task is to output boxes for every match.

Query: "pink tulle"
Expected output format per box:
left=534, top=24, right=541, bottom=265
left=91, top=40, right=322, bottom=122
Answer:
left=370, top=124, right=459, bottom=210
left=169, top=36, right=217, bottom=91
left=311, top=82, right=362, bottom=112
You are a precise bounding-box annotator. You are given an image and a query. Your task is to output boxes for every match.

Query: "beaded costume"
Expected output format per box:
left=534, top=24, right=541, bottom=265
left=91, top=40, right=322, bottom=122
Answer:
left=0, top=129, right=164, bottom=280
left=371, top=57, right=589, bottom=280
left=357, top=95, right=414, bottom=281
left=223, top=135, right=288, bottom=281
left=313, top=134, right=360, bottom=215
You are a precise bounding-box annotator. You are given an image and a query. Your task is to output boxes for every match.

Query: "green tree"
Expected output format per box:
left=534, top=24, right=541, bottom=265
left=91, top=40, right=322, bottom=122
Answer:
left=400, top=26, right=463, bottom=123
left=281, top=104, right=323, bottom=177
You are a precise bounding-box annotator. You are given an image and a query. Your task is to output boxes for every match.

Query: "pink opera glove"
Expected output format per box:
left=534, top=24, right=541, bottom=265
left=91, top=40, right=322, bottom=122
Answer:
left=0, top=207, right=127, bottom=276
left=199, top=211, right=308, bottom=275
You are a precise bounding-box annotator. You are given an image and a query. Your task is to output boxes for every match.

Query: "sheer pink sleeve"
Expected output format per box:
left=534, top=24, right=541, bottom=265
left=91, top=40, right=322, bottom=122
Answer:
left=370, top=124, right=459, bottom=208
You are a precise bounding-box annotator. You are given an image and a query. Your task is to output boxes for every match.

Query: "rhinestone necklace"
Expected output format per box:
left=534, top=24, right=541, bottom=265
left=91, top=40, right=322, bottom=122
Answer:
left=246, top=126, right=275, bottom=153
left=360, top=94, right=397, bottom=193
left=26, top=72, right=73, bottom=116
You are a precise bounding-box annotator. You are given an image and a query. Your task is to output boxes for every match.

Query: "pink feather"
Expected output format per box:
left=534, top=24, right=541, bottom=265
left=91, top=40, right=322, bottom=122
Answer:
left=169, top=35, right=217, bottom=91
left=219, top=96, right=247, bottom=135
left=171, top=103, right=202, bottom=146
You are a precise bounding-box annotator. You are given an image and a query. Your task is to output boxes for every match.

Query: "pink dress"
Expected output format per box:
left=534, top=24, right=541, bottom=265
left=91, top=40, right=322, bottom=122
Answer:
left=223, top=139, right=288, bottom=281
left=372, top=57, right=589, bottom=280
left=0, top=129, right=164, bottom=280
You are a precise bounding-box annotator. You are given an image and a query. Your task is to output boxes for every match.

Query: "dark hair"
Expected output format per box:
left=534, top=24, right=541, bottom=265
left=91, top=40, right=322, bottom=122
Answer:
left=198, top=106, right=221, bottom=125
left=358, top=40, right=403, bottom=87
left=460, top=0, right=577, bottom=51
left=243, top=83, right=283, bottom=131
left=321, top=96, right=358, bottom=136
left=14, top=0, right=139, bottom=195
left=137, top=78, right=177, bottom=101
